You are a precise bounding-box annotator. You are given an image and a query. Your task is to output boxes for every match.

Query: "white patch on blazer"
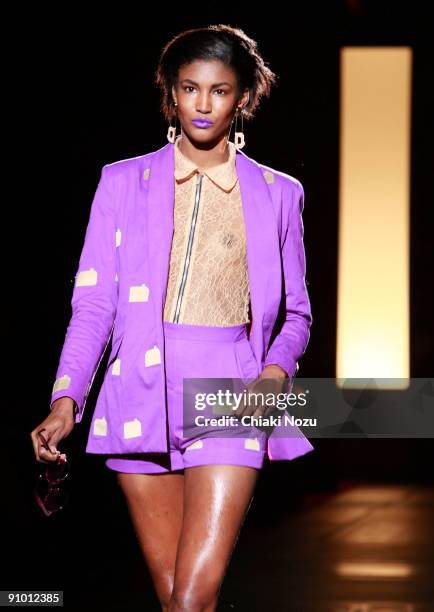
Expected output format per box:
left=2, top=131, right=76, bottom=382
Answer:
left=143, top=168, right=150, bottom=180
left=93, top=416, right=108, bottom=436
left=244, top=438, right=260, bottom=451
left=115, top=272, right=119, bottom=282
left=115, top=228, right=122, bottom=247
left=123, top=417, right=142, bottom=439
left=75, top=267, right=98, bottom=287
left=145, top=346, right=161, bottom=367
left=128, top=283, right=150, bottom=302
left=186, top=440, right=204, bottom=451
left=52, top=374, right=71, bottom=393
left=263, top=171, right=275, bottom=184
left=111, top=358, right=121, bottom=376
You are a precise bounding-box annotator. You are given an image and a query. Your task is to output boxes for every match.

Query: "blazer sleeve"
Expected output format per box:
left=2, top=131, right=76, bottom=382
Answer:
left=49, top=165, right=118, bottom=423
left=264, top=178, right=313, bottom=378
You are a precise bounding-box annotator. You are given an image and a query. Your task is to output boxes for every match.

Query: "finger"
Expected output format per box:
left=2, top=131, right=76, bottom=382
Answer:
left=264, top=405, right=277, bottom=418
left=31, top=428, right=51, bottom=463
left=243, top=392, right=258, bottom=417
left=30, top=430, right=42, bottom=462
left=48, top=430, right=63, bottom=456
left=233, top=403, right=248, bottom=418
left=38, top=428, right=61, bottom=462
left=38, top=445, right=60, bottom=463
left=235, top=389, right=253, bottom=417
left=253, top=406, right=273, bottom=419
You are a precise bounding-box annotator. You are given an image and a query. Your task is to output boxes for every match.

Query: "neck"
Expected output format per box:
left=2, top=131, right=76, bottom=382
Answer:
left=177, top=130, right=231, bottom=170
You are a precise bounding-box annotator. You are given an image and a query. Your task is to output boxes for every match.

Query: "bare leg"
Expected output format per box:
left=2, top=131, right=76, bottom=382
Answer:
left=116, top=471, right=185, bottom=611
left=168, top=465, right=259, bottom=612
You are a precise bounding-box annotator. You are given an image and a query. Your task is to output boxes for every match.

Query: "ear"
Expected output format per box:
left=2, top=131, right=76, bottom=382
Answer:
left=240, top=87, right=250, bottom=109
left=171, top=85, right=177, bottom=106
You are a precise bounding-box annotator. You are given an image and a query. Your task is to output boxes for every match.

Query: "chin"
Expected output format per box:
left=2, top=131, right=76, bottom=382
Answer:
left=183, top=128, right=224, bottom=146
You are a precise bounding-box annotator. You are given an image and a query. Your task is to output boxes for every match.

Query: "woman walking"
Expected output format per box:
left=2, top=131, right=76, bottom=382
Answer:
left=31, top=25, right=313, bottom=611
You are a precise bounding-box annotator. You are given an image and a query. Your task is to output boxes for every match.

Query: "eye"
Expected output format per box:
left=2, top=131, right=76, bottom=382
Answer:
left=184, top=86, right=195, bottom=93
left=214, top=89, right=226, bottom=95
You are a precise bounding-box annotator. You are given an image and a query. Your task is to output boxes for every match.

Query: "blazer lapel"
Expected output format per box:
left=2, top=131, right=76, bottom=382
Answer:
left=146, top=143, right=175, bottom=317
left=236, top=150, right=282, bottom=363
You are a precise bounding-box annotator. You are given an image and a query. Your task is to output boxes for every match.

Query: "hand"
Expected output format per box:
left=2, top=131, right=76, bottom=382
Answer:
left=30, top=398, right=76, bottom=464
left=259, top=364, right=288, bottom=382
left=234, top=364, right=288, bottom=419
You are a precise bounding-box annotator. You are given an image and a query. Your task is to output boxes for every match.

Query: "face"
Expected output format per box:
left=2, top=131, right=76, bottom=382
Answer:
left=171, top=59, right=249, bottom=145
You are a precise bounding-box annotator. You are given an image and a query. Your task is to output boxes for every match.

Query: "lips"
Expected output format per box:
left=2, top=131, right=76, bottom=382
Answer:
left=192, top=119, right=213, bottom=128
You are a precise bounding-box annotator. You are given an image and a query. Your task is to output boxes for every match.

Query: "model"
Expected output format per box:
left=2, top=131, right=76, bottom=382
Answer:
left=31, top=24, right=314, bottom=612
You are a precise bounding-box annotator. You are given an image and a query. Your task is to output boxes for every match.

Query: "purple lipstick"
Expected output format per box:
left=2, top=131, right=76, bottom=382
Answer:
left=192, top=119, right=213, bottom=129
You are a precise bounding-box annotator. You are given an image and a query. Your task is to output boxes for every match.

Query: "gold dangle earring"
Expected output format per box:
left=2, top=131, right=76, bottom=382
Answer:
left=234, top=105, right=246, bottom=150
left=167, top=102, right=178, bottom=143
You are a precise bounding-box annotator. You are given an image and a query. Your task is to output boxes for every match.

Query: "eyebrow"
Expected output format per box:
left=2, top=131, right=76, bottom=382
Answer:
left=180, top=79, right=233, bottom=88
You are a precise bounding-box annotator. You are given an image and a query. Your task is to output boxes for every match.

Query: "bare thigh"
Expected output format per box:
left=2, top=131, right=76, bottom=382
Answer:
left=116, top=471, right=185, bottom=608
left=169, top=465, right=259, bottom=611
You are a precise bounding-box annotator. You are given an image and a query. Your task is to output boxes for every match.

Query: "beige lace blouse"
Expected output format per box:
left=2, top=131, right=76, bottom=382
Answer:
left=163, top=136, right=251, bottom=326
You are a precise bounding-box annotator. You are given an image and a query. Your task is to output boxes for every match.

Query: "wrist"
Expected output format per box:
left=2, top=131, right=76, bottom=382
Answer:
left=51, top=397, right=77, bottom=418
left=261, top=364, right=287, bottom=379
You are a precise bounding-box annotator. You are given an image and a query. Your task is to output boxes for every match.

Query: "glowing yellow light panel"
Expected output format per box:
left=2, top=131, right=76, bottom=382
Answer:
left=337, top=47, right=412, bottom=388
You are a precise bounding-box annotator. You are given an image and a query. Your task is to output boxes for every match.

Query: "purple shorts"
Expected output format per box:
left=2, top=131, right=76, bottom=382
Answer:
left=105, top=321, right=267, bottom=473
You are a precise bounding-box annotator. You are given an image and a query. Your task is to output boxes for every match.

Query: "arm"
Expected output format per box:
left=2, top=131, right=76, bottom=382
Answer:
left=264, top=179, right=313, bottom=379
left=49, top=165, right=118, bottom=423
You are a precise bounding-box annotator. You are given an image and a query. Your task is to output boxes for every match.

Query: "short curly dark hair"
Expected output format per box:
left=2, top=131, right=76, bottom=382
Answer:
left=155, top=24, right=278, bottom=123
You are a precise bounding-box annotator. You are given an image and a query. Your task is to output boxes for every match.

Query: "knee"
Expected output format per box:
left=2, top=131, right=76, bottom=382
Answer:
left=168, top=578, right=220, bottom=611
left=155, top=578, right=176, bottom=611
left=159, top=594, right=172, bottom=612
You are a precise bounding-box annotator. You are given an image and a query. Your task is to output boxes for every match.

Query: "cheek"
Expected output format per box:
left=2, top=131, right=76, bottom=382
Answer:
left=177, top=99, right=191, bottom=113
left=222, top=106, right=236, bottom=122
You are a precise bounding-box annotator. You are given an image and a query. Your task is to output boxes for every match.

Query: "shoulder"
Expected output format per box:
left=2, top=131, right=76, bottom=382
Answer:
left=259, top=162, right=303, bottom=200
left=242, top=154, right=307, bottom=236
left=241, top=150, right=304, bottom=203
left=90, top=149, right=158, bottom=217
left=99, top=149, right=156, bottom=186
left=255, top=157, right=305, bottom=216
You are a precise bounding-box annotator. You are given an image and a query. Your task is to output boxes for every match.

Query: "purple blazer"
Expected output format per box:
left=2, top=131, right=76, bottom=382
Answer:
left=50, top=141, right=314, bottom=461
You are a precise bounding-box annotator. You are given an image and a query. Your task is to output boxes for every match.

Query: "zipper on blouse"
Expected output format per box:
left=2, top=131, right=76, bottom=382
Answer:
left=173, top=173, right=204, bottom=323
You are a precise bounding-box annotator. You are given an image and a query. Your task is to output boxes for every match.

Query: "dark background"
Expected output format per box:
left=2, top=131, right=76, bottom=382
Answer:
left=5, top=3, right=434, bottom=610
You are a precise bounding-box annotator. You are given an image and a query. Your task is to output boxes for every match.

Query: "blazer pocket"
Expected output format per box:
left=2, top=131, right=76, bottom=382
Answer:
left=234, top=338, right=259, bottom=383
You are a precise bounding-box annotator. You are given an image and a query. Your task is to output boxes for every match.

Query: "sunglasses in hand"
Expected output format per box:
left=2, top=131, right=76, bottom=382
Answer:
left=34, top=430, right=70, bottom=517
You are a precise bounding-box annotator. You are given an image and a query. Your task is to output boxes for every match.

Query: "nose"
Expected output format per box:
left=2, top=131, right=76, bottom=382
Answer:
left=196, top=92, right=212, bottom=114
